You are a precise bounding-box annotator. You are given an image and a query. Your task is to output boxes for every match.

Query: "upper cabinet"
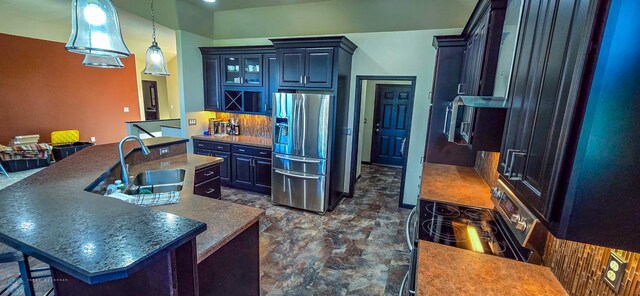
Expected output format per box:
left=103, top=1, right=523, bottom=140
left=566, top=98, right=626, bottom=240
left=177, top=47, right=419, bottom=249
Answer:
left=426, top=0, right=507, bottom=165
left=498, top=0, right=640, bottom=251
left=279, top=48, right=333, bottom=88
left=271, top=37, right=356, bottom=91
left=200, top=46, right=275, bottom=115
left=223, top=54, right=263, bottom=87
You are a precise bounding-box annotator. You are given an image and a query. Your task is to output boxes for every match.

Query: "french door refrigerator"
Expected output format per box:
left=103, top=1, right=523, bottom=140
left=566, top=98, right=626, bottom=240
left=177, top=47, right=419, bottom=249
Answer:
left=272, top=93, right=331, bottom=213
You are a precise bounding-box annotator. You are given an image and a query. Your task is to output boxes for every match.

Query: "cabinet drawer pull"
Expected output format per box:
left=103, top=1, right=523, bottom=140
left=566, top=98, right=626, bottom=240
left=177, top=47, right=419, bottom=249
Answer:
left=238, top=149, right=246, bottom=152
left=206, top=188, right=216, bottom=194
left=217, top=146, right=224, bottom=149
left=259, top=151, right=268, bottom=155
left=204, top=171, right=215, bottom=177
left=198, top=143, right=205, bottom=147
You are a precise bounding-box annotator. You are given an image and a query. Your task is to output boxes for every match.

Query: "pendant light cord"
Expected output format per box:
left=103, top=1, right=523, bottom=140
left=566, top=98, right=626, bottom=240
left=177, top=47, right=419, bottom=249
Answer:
left=150, top=0, right=157, bottom=44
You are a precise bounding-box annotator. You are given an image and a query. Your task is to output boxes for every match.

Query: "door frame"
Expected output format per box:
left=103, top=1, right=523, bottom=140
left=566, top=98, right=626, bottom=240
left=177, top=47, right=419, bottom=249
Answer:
left=350, top=75, right=417, bottom=209
left=370, top=83, right=413, bottom=167
left=142, top=80, right=159, bottom=119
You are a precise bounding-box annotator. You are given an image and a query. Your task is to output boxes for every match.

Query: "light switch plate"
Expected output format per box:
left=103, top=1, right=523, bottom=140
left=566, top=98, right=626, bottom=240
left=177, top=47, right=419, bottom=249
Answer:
left=603, top=251, right=627, bottom=293
left=188, top=119, right=197, bottom=126
left=123, top=107, right=130, bottom=113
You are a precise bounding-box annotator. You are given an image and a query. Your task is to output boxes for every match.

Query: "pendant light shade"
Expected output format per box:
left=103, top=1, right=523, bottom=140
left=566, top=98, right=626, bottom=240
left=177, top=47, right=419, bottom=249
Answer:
left=144, top=42, right=169, bottom=76
left=82, top=55, right=124, bottom=68
left=143, top=0, right=170, bottom=76
left=66, top=0, right=130, bottom=58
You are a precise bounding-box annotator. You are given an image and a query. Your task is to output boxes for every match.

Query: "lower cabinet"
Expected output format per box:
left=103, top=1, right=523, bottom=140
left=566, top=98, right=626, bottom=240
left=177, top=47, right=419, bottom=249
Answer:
left=194, top=139, right=271, bottom=194
left=194, top=164, right=222, bottom=199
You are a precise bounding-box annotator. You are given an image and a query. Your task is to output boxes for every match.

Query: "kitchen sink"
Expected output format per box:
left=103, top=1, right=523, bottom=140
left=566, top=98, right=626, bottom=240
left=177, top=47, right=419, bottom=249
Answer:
left=124, top=169, right=186, bottom=195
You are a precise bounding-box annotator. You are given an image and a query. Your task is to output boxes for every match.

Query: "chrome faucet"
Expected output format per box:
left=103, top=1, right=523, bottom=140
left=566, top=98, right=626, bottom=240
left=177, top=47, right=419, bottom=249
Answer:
left=119, top=136, right=151, bottom=185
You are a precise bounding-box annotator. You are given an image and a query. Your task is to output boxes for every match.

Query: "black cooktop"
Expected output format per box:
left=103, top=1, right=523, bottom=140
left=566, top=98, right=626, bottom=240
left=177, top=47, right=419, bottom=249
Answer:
left=419, top=199, right=518, bottom=260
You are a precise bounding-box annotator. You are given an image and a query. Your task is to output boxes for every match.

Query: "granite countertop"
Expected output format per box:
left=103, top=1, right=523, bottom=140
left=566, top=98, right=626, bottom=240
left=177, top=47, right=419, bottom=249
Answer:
left=193, top=135, right=272, bottom=149
left=417, top=241, right=567, bottom=295
left=420, top=163, right=494, bottom=209
left=127, top=155, right=264, bottom=262
left=0, top=137, right=260, bottom=285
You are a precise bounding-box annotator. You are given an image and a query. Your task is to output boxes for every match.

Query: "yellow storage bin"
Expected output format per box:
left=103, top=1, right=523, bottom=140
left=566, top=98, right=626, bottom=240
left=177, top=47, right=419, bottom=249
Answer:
left=51, top=130, right=80, bottom=145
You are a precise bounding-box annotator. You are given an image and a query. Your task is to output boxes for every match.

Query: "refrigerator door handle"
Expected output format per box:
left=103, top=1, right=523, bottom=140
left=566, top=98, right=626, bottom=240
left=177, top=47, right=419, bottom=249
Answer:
left=274, top=169, right=321, bottom=180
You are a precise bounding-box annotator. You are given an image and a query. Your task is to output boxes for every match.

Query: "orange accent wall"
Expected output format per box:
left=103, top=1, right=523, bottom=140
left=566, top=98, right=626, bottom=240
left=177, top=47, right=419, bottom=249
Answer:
left=0, top=33, right=141, bottom=145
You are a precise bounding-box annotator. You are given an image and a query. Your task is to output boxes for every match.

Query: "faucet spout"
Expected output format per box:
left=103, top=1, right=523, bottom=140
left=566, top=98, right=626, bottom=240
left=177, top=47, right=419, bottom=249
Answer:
left=119, top=136, right=150, bottom=185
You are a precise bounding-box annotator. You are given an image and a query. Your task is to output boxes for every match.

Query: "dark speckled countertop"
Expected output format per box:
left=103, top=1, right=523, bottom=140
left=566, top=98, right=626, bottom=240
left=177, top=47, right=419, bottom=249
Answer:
left=192, top=135, right=272, bottom=149
left=0, top=137, right=262, bottom=285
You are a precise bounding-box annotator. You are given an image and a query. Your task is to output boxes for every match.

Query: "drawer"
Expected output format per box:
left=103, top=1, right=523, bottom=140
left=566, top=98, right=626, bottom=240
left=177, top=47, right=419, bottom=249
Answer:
left=195, top=164, right=220, bottom=184
left=233, top=145, right=271, bottom=158
left=193, top=140, right=231, bottom=152
left=194, top=148, right=213, bottom=156
left=195, top=177, right=221, bottom=199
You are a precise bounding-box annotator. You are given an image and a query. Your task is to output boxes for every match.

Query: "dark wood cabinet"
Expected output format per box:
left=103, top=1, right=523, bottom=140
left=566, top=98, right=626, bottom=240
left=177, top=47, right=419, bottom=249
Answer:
left=200, top=46, right=275, bottom=116
left=203, top=55, right=222, bottom=112
left=426, top=0, right=507, bottom=164
left=211, top=151, right=231, bottom=184
left=193, top=164, right=221, bottom=199
left=277, top=46, right=335, bottom=89
left=193, top=139, right=272, bottom=194
left=496, top=0, right=640, bottom=251
left=264, top=54, right=278, bottom=114
left=253, top=157, right=272, bottom=192
left=232, top=154, right=254, bottom=187
left=279, top=48, right=306, bottom=87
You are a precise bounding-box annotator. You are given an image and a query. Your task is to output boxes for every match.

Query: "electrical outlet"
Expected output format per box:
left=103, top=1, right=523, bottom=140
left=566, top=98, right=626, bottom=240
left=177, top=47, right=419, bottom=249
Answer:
left=159, top=147, right=170, bottom=155
left=188, top=119, right=197, bottom=126
left=123, top=107, right=130, bottom=113
left=603, top=251, right=627, bottom=293
left=90, top=137, right=96, bottom=143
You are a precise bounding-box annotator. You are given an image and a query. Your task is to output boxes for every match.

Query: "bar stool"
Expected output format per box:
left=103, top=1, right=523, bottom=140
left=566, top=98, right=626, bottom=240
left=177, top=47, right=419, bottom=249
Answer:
left=0, top=244, right=52, bottom=296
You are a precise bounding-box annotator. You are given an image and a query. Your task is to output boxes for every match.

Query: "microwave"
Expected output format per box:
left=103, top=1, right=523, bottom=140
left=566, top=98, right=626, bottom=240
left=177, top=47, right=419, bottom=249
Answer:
left=444, top=96, right=509, bottom=151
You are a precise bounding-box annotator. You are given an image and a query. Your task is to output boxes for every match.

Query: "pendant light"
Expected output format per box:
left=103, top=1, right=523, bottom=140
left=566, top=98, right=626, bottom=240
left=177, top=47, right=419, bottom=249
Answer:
left=66, top=0, right=130, bottom=58
left=143, top=0, right=170, bottom=76
left=82, top=55, right=124, bottom=68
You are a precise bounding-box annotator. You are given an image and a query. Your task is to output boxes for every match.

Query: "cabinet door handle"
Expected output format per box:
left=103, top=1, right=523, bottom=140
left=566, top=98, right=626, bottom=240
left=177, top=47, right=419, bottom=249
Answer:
left=457, top=83, right=464, bottom=94
left=300, top=76, right=304, bottom=84
left=443, top=104, right=452, bottom=133
left=502, top=148, right=517, bottom=173
left=303, top=76, right=308, bottom=84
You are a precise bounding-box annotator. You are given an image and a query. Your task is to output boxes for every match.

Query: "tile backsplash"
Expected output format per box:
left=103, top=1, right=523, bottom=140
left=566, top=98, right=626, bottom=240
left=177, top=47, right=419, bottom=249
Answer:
left=474, top=150, right=640, bottom=296
left=213, top=112, right=272, bottom=138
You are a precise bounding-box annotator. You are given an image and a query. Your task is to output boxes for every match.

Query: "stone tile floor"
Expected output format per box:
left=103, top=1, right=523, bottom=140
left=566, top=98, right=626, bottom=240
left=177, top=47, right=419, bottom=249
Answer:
left=0, top=164, right=411, bottom=296
left=223, top=164, right=410, bottom=296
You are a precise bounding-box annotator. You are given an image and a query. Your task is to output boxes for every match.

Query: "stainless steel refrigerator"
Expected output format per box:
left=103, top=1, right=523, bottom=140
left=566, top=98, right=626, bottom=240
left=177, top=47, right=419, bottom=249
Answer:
left=272, top=93, right=331, bottom=213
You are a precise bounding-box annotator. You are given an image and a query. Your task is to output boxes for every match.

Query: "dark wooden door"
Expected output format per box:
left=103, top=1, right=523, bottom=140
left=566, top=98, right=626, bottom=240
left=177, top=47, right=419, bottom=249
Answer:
left=279, top=48, right=305, bottom=87
left=232, top=154, right=253, bottom=187
left=253, top=157, right=272, bottom=192
left=304, top=48, right=333, bottom=88
left=203, top=55, right=221, bottom=111
left=371, top=84, right=412, bottom=167
left=142, top=80, right=159, bottom=120
left=212, top=151, right=231, bottom=184
left=264, top=54, right=278, bottom=114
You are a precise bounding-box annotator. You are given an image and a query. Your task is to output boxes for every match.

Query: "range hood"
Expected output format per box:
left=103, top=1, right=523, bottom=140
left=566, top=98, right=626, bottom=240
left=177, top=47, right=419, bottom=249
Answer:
left=445, top=96, right=509, bottom=151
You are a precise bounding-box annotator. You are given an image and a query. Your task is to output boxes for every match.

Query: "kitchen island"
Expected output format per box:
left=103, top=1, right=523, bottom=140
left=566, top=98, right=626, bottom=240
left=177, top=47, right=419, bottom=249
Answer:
left=0, top=137, right=264, bottom=295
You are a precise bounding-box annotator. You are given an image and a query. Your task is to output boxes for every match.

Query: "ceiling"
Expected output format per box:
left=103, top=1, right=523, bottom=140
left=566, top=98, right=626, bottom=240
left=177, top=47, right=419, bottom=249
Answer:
left=180, top=0, right=331, bottom=11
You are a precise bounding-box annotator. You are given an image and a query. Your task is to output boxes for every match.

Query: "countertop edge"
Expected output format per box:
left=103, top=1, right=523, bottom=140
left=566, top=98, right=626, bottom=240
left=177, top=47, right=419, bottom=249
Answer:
left=195, top=212, right=264, bottom=263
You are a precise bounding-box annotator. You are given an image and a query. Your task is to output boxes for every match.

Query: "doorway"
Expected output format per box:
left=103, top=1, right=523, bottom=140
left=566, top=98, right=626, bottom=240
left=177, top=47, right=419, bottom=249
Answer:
left=142, top=80, right=159, bottom=120
left=370, top=84, right=413, bottom=167
left=350, top=76, right=416, bottom=208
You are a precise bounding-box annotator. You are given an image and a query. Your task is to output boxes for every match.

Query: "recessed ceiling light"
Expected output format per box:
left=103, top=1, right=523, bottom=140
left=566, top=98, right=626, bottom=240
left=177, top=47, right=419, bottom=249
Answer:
left=204, top=0, right=216, bottom=3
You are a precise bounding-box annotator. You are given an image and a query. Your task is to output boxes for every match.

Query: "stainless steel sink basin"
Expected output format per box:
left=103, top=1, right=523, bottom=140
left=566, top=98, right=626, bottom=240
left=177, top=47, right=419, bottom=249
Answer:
left=124, top=169, right=186, bottom=195
left=132, top=169, right=186, bottom=186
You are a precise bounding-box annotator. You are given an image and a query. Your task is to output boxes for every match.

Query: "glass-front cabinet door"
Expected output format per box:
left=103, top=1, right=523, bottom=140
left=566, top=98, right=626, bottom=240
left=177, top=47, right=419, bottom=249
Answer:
left=223, top=56, right=242, bottom=86
left=242, top=55, right=263, bottom=86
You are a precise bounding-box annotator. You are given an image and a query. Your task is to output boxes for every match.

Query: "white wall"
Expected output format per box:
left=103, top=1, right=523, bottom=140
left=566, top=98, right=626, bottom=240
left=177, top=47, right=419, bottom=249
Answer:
left=175, top=30, right=215, bottom=151
left=213, top=28, right=461, bottom=206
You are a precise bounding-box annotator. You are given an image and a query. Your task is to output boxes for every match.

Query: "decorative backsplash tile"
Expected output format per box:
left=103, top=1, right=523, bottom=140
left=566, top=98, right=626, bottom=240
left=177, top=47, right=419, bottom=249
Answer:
left=212, top=112, right=272, bottom=138
left=544, top=236, right=640, bottom=296
left=474, top=151, right=501, bottom=187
